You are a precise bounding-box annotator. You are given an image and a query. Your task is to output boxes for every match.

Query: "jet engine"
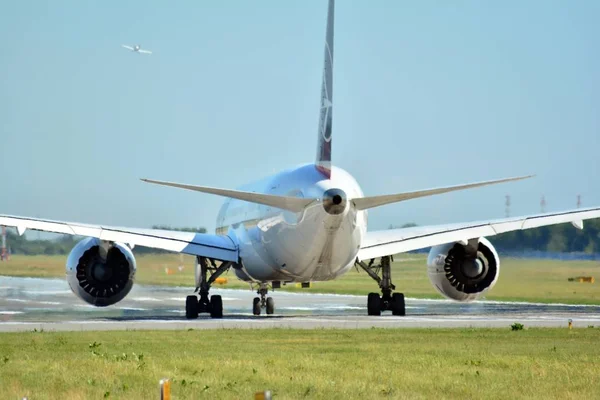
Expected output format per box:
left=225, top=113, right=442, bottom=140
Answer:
left=427, top=237, right=499, bottom=301
left=66, top=237, right=136, bottom=306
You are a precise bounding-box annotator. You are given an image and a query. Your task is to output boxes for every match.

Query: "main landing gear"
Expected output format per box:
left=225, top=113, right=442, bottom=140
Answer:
left=252, top=283, right=275, bottom=316
left=356, top=255, right=405, bottom=316
left=186, top=256, right=233, bottom=319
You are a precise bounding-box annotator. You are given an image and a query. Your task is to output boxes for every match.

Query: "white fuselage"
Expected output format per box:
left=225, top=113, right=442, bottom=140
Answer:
left=216, top=164, right=367, bottom=283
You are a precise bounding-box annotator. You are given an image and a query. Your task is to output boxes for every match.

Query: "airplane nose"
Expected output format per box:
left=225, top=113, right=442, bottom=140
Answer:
left=322, top=188, right=347, bottom=215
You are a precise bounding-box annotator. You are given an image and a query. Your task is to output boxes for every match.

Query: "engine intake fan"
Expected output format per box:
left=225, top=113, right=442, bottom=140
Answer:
left=427, top=237, right=500, bottom=301
left=66, top=237, right=136, bottom=307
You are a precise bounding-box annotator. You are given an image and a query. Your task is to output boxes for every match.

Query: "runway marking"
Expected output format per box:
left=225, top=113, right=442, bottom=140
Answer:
left=2, top=299, right=61, bottom=305
left=74, top=304, right=103, bottom=310
left=0, top=311, right=23, bottom=315
left=410, top=297, right=600, bottom=308
left=282, top=306, right=365, bottom=311
left=131, top=297, right=162, bottom=302
left=168, top=297, right=239, bottom=302
left=22, top=290, right=71, bottom=295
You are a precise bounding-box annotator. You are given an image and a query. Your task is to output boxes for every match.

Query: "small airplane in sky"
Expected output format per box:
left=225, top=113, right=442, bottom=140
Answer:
left=122, top=44, right=152, bottom=55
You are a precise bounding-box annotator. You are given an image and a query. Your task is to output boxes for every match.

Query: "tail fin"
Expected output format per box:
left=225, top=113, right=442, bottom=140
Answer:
left=315, top=0, right=334, bottom=179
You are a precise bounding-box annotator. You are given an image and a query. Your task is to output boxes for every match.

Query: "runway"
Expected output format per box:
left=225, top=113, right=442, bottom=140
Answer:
left=1, top=276, right=600, bottom=331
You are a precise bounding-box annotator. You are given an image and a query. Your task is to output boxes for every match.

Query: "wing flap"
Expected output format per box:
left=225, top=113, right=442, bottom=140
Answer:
left=358, top=207, right=600, bottom=261
left=0, top=215, right=238, bottom=262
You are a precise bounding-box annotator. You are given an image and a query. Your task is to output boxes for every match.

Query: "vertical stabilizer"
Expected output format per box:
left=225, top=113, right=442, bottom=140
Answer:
left=315, top=0, right=334, bottom=179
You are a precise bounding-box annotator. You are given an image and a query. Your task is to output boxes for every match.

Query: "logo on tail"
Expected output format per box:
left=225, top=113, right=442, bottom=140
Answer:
left=316, top=0, right=334, bottom=179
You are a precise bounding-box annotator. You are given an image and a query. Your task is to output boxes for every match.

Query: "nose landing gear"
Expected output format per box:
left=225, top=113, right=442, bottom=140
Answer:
left=356, top=255, right=406, bottom=316
left=253, top=283, right=275, bottom=316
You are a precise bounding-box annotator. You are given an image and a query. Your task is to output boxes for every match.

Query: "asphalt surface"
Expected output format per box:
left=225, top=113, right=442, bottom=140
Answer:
left=1, top=276, right=600, bottom=331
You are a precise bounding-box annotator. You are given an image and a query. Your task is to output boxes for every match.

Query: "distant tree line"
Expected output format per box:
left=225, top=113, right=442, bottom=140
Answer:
left=492, top=219, right=600, bottom=253
left=5, top=232, right=79, bottom=256
left=4, top=226, right=208, bottom=256
left=391, top=219, right=600, bottom=254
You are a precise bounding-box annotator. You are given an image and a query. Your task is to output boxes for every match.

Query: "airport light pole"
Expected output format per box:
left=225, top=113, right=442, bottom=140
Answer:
left=540, top=195, right=546, bottom=214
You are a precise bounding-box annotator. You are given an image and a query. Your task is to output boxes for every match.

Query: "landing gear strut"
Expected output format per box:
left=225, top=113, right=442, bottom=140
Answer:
left=253, top=283, right=275, bottom=316
left=186, top=257, right=232, bottom=319
left=356, top=256, right=405, bottom=316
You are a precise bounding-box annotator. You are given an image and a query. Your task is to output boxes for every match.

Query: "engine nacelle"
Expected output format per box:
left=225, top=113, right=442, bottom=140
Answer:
left=66, top=237, right=136, bottom=307
left=427, top=237, right=500, bottom=301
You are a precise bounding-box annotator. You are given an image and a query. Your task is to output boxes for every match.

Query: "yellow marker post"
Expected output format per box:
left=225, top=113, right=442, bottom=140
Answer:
left=568, top=319, right=573, bottom=330
left=255, top=390, right=272, bottom=400
left=160, top=378, right=171, bottom=400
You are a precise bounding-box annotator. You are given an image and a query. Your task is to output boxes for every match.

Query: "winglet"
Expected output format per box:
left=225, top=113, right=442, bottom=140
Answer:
left=572, top=220, right=584, bottom=230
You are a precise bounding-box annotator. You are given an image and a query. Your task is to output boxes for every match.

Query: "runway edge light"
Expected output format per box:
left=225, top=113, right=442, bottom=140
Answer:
left=255, top=390, right=273, bottom=400
left=160, top=378, right=171, bottom=400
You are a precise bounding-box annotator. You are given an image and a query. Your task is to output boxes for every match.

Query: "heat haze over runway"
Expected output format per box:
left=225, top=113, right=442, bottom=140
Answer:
left=1, top=276, right=599, bottom=332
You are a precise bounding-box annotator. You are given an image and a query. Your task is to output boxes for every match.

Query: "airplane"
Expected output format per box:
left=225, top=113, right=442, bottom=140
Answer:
left=2, top=0, right=600, bottom=319
left=122, top=44, right=152, bottom=55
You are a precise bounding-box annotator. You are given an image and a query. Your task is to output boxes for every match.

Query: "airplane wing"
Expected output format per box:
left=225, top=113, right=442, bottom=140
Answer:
left=138, top=49, right=152, bottom=54
left=122, top=45, right=134, bottom=51
left=0, top=214, right=238, bottom=262
left=358, top=207, right=600, bottom=261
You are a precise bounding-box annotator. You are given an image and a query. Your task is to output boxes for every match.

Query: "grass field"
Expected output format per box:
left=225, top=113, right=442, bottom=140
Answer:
left=0, top=328, right=599, bottom=399
left=1, top=253, right=599, bottom=304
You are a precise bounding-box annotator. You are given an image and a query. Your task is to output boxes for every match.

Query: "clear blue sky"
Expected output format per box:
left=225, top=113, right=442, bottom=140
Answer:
left=1, top=1, right=599, bottom=233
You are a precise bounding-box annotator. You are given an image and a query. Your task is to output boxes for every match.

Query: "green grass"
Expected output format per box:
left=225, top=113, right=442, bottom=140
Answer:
left=0, top=328, right=598, bottom=399
left=1, top=254, right=599, bottom=304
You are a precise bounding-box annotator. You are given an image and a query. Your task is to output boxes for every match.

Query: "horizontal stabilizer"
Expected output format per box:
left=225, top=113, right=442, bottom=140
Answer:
left=352, top=175, right=533, bottom=211
left=141, top=178, right=316, bottom=212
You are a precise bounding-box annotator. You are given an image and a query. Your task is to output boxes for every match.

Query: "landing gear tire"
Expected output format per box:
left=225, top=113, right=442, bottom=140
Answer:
left=253, top=297, right=261, bottom=316
left=358, top=256, right=407, bottom=316
left=186, top=295, right=199, bottom=319
left=391, top=292, right=405, bottom=316
left=185, top=256, right=232, bottom=319
left=266, top=297, right=275, bottom=315
left=210, top=295, right=223, bottom=319
left=367, top=293, right=381, bottom=316
left=253, top=283, right=273, bottom=316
